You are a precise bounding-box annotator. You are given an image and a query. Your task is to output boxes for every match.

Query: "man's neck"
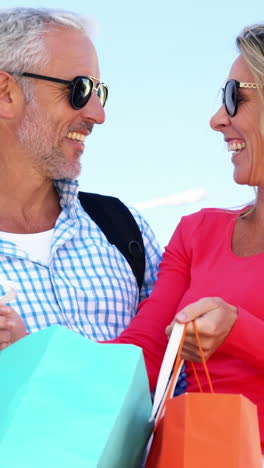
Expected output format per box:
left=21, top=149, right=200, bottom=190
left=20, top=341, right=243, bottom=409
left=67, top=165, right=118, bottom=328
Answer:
left=0, top=177, right=61, bottom=233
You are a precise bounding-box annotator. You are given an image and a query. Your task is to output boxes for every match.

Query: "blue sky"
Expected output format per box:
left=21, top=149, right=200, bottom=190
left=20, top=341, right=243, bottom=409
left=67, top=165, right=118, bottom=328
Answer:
left=6, top=0, right=264, bottom=246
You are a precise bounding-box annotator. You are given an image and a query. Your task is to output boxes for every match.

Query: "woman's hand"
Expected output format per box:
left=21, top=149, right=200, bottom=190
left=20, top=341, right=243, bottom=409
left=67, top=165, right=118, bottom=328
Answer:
left=0, top=304, right=27, bottom=350
left=166, top=297, right=238, bottom=361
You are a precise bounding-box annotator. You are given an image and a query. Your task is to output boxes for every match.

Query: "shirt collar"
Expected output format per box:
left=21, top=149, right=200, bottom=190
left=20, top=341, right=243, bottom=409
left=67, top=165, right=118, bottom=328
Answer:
left=53, top=179, right=79, bottom=208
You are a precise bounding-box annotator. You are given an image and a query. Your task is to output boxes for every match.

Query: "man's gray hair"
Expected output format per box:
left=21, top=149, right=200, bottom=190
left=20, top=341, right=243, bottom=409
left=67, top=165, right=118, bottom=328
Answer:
left=0, top=7, right=91, bottom=99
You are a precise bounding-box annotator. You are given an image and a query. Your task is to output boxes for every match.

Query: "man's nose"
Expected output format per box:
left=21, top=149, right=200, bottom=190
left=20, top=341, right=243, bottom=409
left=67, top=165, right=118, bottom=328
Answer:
left=81, top=92, right=106, bottom=125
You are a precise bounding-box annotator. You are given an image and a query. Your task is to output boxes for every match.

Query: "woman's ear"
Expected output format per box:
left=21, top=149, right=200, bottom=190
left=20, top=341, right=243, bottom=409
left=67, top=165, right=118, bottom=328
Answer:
left=0, top=72, right=23, bottom=119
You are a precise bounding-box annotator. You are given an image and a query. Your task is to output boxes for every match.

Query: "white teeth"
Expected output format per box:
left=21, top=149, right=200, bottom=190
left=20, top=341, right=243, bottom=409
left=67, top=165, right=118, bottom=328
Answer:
left=228, top=141, right=246, bottom=152
left=67, top=132, right=86, bottom=143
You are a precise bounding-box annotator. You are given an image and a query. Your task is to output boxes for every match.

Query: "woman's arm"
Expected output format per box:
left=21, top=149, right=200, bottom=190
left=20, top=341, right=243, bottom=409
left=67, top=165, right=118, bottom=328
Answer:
left=107, top=220, right=192, bottom=390
left=167, top=296, right=264, bottom=372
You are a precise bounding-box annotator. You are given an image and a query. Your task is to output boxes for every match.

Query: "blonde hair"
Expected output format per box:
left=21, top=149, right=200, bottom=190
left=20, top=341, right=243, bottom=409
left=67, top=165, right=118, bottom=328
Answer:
left=229, top=26, right=264, bottom=216
left=236, top=25, right=264, bottom=85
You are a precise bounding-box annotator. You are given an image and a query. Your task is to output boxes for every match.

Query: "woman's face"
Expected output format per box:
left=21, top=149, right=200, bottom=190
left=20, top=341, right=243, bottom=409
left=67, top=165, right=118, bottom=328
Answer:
left=210, top=55, right=264, bottom=187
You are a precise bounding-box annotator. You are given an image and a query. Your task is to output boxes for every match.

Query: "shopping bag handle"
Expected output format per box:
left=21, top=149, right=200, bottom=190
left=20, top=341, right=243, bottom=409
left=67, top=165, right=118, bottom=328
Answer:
left=155, top=321, right=215, bottom=428
left=150, top=322, right=185, bottom=421
left=151, top=321, right=214, bottom=425
left=190, top=321, right=214, bottom=393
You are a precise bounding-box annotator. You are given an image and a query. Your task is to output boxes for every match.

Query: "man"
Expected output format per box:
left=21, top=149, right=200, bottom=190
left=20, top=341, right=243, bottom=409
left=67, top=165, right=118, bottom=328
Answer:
left=0, top=7, right=161, bottom=348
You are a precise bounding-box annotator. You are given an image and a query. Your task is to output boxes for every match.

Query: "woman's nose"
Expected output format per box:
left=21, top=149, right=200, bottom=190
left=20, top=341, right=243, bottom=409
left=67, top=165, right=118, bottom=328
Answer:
left=210, top=104, right=231, bottom=132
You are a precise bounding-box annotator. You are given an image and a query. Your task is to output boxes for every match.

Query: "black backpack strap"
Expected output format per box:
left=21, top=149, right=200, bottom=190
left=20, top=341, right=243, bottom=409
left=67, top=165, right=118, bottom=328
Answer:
left=78, top=191, right=145, bottom=291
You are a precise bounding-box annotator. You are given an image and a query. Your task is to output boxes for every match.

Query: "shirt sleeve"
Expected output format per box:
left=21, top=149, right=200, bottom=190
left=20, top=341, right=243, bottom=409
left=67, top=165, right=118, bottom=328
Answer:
left=106, top=218, right=192, bottom=390
left=218, top=305, right=264, bottom=371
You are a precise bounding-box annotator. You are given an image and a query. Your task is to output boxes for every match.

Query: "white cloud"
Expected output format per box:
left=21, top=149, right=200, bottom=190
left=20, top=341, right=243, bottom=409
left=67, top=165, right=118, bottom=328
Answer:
left=133, top=187, right=208, bottom=210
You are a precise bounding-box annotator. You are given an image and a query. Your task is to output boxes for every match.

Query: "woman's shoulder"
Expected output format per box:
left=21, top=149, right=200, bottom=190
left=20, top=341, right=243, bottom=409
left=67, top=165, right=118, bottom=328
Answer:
left=181, top=206, right=246, bottom=226
left=167, top=206, right=252, bottom=252
left=175, top=207, right=247, bottom=241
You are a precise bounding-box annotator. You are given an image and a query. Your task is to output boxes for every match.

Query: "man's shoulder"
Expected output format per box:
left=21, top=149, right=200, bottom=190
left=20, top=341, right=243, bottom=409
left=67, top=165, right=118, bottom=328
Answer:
left=78, top=191, right=156, bottom=236
left=78, top=192, right=147, bottom=290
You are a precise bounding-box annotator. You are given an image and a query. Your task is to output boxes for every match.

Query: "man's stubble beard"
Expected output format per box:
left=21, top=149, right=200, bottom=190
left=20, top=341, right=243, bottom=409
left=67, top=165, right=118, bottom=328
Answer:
left=17, top=98, right=81, bottom=180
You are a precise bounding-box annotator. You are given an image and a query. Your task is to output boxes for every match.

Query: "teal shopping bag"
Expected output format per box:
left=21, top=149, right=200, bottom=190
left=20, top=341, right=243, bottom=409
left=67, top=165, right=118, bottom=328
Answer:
left=0, top=326, right=153, bottom=468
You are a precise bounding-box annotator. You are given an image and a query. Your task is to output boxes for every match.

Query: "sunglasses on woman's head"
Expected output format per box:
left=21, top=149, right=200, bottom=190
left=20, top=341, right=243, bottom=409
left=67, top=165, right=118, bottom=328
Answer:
left=10, top=72, right=108, bottom=110
left=222, top=79, right=263, bottom=117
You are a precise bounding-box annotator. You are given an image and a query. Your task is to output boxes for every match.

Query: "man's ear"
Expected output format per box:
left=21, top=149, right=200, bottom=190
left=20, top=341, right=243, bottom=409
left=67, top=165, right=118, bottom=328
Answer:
left=0, top=71, right=23, bottom=119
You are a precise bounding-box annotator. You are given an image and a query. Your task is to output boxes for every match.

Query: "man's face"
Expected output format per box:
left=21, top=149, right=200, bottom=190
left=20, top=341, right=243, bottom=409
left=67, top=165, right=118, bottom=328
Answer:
left=17, top=27, right=106, bottom=180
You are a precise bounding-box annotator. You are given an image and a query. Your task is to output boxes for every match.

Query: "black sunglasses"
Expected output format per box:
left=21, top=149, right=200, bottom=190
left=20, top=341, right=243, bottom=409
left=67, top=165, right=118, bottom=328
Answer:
left=11, top=72, right=108, bottom=110
left=222, top=79, right=262, bottom=117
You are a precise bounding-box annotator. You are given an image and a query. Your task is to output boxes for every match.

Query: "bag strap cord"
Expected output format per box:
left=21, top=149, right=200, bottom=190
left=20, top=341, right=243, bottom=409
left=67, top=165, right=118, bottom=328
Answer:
left=152, top=321, right=214, bottom=430
left=192, top=321, right=214, bottom=393
left=78, top=192, right=146, bottom=291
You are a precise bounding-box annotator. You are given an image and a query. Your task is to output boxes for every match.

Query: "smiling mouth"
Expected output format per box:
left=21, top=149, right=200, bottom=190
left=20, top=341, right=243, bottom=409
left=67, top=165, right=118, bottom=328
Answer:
left=66, top=131, right=86, bottom=143
left=227, top=141, right=246, bottom=152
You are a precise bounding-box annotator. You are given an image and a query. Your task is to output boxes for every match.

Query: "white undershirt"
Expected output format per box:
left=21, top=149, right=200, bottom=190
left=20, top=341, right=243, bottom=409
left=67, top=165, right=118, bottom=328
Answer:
left=0, top=229, right=54, bottom=265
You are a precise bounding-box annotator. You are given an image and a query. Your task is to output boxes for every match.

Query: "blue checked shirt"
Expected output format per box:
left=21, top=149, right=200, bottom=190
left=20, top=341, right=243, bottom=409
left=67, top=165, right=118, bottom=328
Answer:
left=0, top=179, right=162, bottom=341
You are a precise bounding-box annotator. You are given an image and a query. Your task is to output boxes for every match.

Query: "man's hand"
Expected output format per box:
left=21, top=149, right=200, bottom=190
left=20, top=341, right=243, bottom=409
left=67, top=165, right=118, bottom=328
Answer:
left=166, top=297, right=238, bottom=361
left=0, top=304, right=27, bottom=350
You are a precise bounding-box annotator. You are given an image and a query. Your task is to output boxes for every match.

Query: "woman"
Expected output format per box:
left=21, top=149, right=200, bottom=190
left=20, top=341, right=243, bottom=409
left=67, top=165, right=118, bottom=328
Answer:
left=2, top=22, right=264, bottom=460
left=111, top=23, right=264, bottom=458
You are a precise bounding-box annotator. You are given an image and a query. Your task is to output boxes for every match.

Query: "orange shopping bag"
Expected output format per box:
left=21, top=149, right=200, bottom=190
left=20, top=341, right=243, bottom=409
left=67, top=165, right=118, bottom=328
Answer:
left=145, top=322, right=262, bottom=468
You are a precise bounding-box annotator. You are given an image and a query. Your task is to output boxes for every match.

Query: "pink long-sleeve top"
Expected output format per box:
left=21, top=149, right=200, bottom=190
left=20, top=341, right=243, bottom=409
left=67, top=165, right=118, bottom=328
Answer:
left=110, top=208, right=264, bottom=451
